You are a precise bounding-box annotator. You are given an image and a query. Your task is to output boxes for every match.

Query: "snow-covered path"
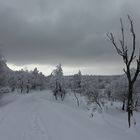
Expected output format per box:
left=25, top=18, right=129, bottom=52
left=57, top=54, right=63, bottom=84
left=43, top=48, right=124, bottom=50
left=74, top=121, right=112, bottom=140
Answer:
left=0, top=91, right=139, bottom=140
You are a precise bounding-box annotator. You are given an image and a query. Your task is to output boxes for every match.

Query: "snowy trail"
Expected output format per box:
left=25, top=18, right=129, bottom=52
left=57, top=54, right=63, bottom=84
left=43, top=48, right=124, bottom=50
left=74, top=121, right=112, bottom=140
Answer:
left=0, top=91, right=139, bottom=140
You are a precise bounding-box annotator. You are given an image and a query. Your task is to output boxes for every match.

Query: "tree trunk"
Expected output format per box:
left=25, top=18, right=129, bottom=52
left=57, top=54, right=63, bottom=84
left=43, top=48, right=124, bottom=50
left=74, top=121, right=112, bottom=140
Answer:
left=74, top=92, right=79, bottom=107
left=122, top=98, right=125, bottom=111
left=127, top=84, right=133, bottom=127
left=134, top=98, right=138, bottom=111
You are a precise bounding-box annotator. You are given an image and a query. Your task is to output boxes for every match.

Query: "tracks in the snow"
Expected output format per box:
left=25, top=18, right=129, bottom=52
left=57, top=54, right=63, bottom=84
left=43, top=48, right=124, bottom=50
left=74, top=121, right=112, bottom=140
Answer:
left=31, top=99, right=53, bottom=140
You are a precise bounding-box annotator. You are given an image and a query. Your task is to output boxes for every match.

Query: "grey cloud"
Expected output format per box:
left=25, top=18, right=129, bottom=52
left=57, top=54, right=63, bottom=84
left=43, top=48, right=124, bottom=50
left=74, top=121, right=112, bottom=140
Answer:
left=0, top=0, right=140, bottom=72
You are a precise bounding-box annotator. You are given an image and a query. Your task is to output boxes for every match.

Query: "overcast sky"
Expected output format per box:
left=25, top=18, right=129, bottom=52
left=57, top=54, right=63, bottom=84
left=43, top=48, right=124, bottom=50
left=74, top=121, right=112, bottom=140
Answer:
left=0, top=0, right=140, bottom=75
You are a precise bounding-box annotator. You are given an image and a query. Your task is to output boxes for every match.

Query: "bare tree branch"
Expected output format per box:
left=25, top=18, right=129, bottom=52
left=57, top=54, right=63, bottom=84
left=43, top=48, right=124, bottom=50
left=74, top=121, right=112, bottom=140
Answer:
left=107, top=33, right=123, bottom=56
left=128, top=15, right=136, bottom=66
left=120, top=18, right=125, bottom=52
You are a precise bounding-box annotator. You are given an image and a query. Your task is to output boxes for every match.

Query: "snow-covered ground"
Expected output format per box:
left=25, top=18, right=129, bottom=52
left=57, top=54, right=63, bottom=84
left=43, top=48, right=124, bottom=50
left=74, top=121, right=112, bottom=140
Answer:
left=0, top=90, right=140, bottom=140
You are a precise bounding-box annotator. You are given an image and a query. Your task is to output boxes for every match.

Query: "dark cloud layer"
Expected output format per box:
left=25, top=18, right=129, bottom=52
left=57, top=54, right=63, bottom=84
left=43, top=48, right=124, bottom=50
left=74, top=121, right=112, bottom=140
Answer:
left=0, top=0, right=140, bottom=73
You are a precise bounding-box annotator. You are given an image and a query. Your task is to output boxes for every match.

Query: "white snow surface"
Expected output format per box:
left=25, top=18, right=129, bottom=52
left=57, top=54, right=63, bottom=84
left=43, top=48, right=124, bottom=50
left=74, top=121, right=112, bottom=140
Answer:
left=0, top=90, right=140, bottom=140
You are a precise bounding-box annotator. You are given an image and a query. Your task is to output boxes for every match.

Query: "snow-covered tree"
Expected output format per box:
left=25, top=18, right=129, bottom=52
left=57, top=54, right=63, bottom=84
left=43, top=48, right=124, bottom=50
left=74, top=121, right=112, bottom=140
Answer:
left=0, top=52, right=11, bottom=93
left=82, top=77, right=102, bottom=109
left=71, top=70, right=82, bottom=94
left=106, top=75, right=127, bottom=110
left=50, top=64, right=65, bottom=100
left=31, top=68, right=40, bottom=89
left=29, top=68, right=46, bottom=91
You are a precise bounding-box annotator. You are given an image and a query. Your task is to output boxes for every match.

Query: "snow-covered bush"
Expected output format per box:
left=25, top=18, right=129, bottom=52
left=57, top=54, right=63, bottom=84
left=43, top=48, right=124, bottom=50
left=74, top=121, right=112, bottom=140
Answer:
left=0, top=86, right=11, bottom=94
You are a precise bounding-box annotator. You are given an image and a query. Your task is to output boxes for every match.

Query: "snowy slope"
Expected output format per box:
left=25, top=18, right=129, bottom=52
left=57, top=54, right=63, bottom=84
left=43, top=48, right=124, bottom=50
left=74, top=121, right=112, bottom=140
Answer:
left=0, top=91, right=140, bottom=140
